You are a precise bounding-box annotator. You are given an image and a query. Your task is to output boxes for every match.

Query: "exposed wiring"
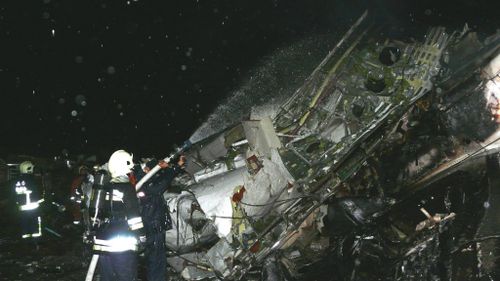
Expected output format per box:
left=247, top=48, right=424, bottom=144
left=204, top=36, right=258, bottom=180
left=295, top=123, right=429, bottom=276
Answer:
left=451, top=234, right=500, bottom=255
left=210, top=215, right=261, bottom=220
left=238, top=195, right=313, bottom=207
left=167, top=249, right=213, bottom=272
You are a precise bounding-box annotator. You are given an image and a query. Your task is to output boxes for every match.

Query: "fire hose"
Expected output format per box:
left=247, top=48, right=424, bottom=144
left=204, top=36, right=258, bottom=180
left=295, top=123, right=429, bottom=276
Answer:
left=84, top=140, right=192, bottom=280
left=135, top=140, right=192, bottom=192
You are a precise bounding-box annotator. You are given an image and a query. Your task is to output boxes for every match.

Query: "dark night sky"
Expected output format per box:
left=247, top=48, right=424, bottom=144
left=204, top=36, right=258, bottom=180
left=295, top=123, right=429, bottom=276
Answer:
left=0, top=0, right=498, bottom=161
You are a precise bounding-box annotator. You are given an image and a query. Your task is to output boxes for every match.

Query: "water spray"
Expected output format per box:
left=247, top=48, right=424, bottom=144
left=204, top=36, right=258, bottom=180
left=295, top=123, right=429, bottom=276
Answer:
left=135, top=140, right=193, bottom=191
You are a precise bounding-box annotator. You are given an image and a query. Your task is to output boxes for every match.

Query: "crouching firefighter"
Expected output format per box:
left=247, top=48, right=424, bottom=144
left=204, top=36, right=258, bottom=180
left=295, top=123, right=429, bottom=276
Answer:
left=89, top=150, right=144, bottom=281
left=134, top=156, right=185, bottom=281
left=13, top=161, right=44, bottom=240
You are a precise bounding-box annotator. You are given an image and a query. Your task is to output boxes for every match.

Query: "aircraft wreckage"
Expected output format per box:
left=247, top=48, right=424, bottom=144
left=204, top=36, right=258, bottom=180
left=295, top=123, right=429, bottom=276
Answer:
left=145, top=11, right=500, bottom=281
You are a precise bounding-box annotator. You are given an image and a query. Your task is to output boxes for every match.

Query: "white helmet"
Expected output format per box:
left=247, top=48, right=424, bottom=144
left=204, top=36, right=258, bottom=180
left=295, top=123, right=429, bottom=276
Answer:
left=108, top=150, right=134, bottom=178
left=19, top=161, right=35, bottom=174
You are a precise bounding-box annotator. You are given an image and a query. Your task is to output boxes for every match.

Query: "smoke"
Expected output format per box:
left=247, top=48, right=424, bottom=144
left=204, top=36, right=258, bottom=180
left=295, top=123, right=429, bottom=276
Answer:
left=189, top=34, right=340, bottom=144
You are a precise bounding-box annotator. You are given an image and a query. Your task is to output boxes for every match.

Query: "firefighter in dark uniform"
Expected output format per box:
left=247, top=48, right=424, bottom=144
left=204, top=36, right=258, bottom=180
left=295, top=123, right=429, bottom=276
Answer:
left=13, top=161, right=44, bottom=240
left=90, top=150, right=144, bottom=281
left=69, top=165, right=94, bottom=226
left=134, top=156, right=185, bottom=281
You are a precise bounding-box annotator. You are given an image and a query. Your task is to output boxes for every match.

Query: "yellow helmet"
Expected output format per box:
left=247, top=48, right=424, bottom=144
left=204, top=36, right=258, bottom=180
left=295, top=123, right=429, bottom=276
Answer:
left=19, top=161, right=34, bottom=174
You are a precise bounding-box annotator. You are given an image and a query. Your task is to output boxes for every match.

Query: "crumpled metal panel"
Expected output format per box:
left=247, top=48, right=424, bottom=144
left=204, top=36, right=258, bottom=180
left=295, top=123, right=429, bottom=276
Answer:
left=206, top=238, right=235, bottom=278
left=242, top=117, right=282, bottom=158
left=166, top=252, right=216, bottom=280
left=165, top=192, right=219, bottom=253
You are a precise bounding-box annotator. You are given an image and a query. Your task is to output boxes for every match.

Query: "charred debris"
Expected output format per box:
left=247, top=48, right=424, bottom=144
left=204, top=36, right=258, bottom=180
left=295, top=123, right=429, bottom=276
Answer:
left=1, top=10, right=500, bottom=281
left=164, top=11, right=500, bottom=281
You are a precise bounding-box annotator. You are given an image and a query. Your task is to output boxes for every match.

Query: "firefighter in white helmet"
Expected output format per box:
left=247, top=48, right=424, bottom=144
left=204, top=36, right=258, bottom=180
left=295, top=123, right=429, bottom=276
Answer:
left=90, top=150, right=144, bottom=281
left=13, top=161, right=44, bottom=240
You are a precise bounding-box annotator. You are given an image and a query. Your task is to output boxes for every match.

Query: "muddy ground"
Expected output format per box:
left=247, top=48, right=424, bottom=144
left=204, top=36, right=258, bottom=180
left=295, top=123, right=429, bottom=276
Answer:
left=0, top=204, right=89, bottom=281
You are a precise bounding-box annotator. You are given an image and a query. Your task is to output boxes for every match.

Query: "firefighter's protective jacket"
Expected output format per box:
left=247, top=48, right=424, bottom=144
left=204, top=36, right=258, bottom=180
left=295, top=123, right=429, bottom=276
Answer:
left=91, top=182, right=144, bottom=253
left=14, top=174, right=43, bottom=212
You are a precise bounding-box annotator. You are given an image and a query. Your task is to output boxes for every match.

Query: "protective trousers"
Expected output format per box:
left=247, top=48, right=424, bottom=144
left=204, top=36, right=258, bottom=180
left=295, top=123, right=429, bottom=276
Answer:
left=145, top=229, right=167, bottom=281
left=20, top=210, right=41, bottom=238
left=98, top=251, right=137, bottom=281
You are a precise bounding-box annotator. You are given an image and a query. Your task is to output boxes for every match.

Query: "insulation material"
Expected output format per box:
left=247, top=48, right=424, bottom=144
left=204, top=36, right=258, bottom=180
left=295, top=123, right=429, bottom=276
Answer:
left=241, top=148, right=297, bottom=218
left=230, top=186, right=258, bottom=249
left=190, top=167, right=247, bottom=237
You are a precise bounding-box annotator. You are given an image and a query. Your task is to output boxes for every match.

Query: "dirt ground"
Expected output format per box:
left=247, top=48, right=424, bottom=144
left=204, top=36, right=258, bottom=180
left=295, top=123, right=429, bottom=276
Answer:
left=0, top=206, right=89, bottom=281
left=0, top=199, right=159, bottom=281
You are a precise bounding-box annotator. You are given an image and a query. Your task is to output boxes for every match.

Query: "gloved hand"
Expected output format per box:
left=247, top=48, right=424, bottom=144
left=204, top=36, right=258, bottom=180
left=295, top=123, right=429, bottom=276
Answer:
left=83, top=231, right=95, bottom=244
left=177, top=155, right=186, bottom=167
